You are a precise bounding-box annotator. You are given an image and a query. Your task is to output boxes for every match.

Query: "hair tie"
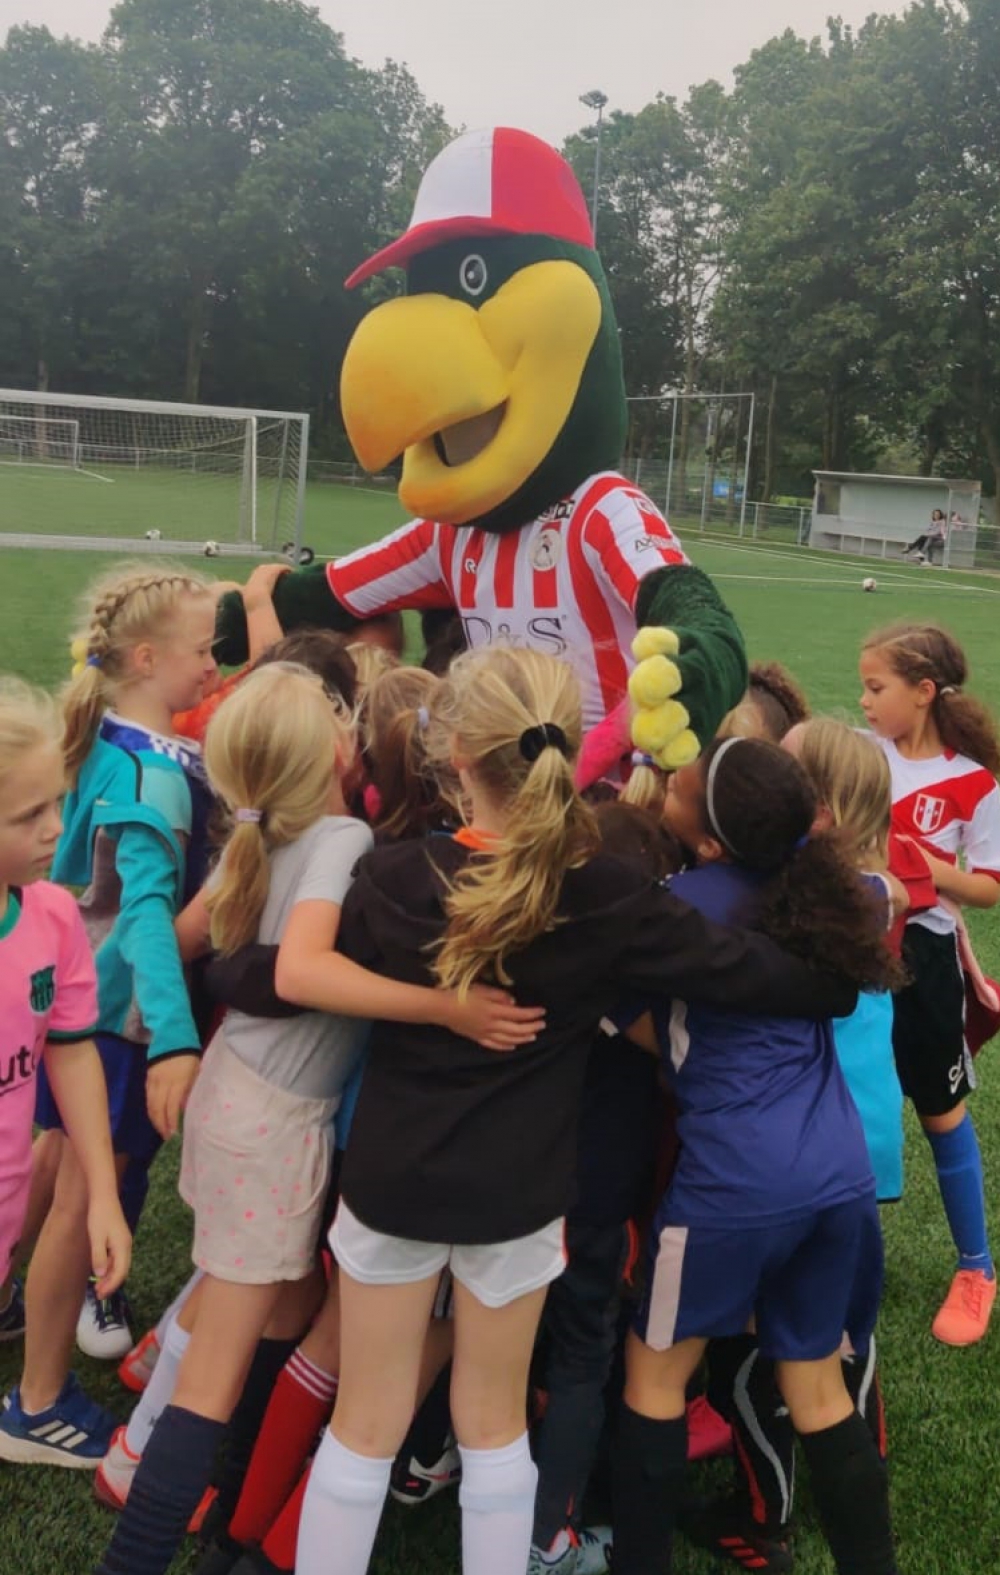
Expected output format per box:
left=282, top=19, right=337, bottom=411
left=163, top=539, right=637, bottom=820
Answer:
left=519, top=722, right=569, bottom=763
left=234, top=807, right=263, bottom=824
left=86, top=654, right=102, bottom=669
left=793, top=834, right=810, bottom=852
left=705, top=737, right=743, bottom=858
left=416, top=705, right=430, bottom=730
left=631, top=750, right=660, bottom=771
left=939, top=685, right=959, bottom=697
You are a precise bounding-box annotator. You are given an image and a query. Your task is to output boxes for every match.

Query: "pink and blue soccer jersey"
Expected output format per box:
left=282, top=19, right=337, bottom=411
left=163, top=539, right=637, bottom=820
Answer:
left=0, top=882, right=98, bottom=1273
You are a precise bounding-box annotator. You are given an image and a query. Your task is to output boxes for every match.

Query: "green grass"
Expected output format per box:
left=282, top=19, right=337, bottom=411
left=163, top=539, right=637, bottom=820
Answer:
left=2, top=508, right=1000, bottom=1572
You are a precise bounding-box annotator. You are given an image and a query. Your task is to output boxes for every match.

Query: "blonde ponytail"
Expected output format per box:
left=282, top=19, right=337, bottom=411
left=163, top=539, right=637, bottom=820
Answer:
left=203, top=662, right=355, bottom=954
left=429, top=648, right=598, bottom=996
left=61, top=562, right=214, bottom=782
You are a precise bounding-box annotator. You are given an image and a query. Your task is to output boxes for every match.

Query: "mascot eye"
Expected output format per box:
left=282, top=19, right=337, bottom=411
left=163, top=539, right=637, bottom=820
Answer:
left=459, top=254, right=488, bottom=297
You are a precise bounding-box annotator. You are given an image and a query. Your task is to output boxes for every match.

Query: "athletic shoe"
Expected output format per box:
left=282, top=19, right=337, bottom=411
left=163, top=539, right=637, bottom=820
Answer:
left=0, top=1278, right=25, bottom=1341
left=680, top=1495, right=794, bottom=1572
left=0, top=1373, right=116, bottom=1468
left=389, top=1439, right=461, bottom=1505
left=931, top=1268, right=997, bottom=1346
left=77, top=1280, right=134, bottom=1361
left=686, top=1392, right=733, bottom=1461
left=94, top=1424, right=141, bottom=1508
left=527, top=1526, right=612, bottom=1575
left=117, top=1328, right=161, bottom=1393
left=575, top=1525, right=613, bottom=1574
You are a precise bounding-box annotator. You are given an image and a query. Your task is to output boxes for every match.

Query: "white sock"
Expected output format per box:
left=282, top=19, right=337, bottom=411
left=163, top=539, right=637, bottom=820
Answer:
left=124, top=1313, right=190, bottom=1455
left=296, top=1429, right=393, bottom=1575
left=153, top=1269, right=203, bottom=1346
left=459, top=1432, right=538, bottom=1575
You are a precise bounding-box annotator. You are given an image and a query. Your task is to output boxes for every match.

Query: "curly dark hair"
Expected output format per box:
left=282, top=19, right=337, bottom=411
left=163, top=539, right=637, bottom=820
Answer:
left=701, top=737, right=903, bottom=993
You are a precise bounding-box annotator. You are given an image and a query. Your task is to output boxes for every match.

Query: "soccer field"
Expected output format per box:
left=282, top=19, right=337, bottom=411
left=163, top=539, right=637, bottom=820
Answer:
left=1, top=500, right=999, bottom=1574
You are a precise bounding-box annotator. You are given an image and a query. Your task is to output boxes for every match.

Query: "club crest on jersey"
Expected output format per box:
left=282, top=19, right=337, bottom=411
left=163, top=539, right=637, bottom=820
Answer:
left=530, top=530, right=562, bottom=571
left=913, top=794, right=946, bottom=835
left=29, top=965, right=55, bottom=1014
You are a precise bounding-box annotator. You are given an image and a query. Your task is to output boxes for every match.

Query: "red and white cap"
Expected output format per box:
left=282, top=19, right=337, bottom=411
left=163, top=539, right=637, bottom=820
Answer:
left=345, top=126, right=594, bottom=289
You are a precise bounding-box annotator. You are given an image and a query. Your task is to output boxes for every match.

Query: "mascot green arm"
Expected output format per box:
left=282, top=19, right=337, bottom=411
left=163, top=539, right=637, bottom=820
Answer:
left=630, top=565, right=747, bottom=770
left=214, top=566, right=353, bottom=666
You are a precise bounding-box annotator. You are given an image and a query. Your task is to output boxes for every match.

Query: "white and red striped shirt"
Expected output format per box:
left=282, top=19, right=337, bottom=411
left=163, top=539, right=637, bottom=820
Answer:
left=871, top=734, right=1000, bottom=935
left=327, top=472, right=686, bottom=731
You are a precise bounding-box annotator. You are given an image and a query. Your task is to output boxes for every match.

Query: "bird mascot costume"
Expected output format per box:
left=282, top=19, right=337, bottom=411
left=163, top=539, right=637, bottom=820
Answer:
left=216, top=126, right=747, bottom=770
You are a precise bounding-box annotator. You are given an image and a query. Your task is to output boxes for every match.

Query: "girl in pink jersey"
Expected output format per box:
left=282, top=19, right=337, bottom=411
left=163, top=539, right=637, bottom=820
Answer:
left=0, top=676, right=131, bottom=1464
left=860, top=621, right=1000, bottom=1345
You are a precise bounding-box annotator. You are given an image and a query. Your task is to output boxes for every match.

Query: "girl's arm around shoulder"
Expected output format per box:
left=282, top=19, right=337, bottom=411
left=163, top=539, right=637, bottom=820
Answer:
left=618, top=878, right=857, bottom=1020
left=274, top=896, right=545, bottom=1050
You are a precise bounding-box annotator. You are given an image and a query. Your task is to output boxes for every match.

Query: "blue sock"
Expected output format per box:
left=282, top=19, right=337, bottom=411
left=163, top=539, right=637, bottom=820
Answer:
left=94, top=1405, right=224, bottom=1575
left=925, top=1115, right=994, bottom=1277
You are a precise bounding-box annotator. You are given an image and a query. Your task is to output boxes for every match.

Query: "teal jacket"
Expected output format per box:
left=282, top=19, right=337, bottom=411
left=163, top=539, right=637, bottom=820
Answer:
left=53, top=722, right=200, bottom=1064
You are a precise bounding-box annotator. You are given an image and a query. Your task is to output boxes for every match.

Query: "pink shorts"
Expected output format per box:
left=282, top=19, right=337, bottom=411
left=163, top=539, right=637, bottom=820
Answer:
left=180, top=1032, right=336, bottom=1285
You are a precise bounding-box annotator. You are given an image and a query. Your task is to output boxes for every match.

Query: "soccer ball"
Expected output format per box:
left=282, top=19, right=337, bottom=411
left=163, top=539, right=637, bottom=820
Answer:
left=144, top=528, right=162, bottom=540
left=862, top=576, right=877, bottom=592
left=203, top=540, right=221, bottom=558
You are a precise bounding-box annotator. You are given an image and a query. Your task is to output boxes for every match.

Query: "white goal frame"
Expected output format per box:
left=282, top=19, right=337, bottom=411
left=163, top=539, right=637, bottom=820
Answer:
left=0, top=389, right=309, bottom=556
left=0, top=412, right=82, bottom=470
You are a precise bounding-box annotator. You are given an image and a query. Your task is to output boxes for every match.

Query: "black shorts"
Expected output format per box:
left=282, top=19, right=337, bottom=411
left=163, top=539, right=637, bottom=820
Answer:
left=892, top=925, right=972, bottom=1117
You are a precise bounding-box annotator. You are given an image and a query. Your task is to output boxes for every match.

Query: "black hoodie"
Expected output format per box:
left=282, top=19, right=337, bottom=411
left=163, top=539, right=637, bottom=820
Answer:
left=334, top=837, right=856, bottom=1244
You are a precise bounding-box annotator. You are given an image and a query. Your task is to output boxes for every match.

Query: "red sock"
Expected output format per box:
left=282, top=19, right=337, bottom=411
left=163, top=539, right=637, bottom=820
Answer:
left=260, top=1466, right=310, bottom=1571
left=227, top=1349, right=337, bottom=1546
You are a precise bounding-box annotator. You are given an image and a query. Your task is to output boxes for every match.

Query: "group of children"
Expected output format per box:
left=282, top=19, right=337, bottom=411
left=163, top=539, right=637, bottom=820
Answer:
left=0, top=555, right=998, bottom=1575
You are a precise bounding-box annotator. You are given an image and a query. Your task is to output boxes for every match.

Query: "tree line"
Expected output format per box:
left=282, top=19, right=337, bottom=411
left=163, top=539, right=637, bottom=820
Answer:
left=2, top=0, right=999, bottom=500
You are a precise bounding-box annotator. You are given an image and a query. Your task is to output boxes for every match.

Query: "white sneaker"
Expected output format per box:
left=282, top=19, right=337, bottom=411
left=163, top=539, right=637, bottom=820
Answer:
left=93, top=1425, right=141, bottom=1509
left=526, top=1527, right=612, bottom=1575
left=388, top=1440, right=461, bottom=1505
left=77, top=1282, right=134, bottom=1361
left=575, top=1527, right=613, bottom=1575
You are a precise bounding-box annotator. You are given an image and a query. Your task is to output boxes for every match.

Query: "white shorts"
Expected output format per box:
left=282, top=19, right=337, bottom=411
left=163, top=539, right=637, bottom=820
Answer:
left=330, top=1202, right=566, bottom=1310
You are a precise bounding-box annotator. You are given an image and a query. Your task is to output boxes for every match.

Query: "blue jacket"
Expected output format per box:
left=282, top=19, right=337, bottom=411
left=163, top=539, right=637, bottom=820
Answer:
left=53, top=719, right=203, bottom=1063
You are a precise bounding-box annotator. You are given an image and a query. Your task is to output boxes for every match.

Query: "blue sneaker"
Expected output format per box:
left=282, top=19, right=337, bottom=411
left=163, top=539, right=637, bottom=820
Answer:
left=0, top=1279, right=25, bottom=1341
left=0, top=1373, right=116, bottom=1468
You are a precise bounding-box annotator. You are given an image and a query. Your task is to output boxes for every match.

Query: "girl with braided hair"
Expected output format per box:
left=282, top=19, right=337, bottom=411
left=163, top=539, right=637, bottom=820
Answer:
left=860, top=620, right=1000, bottom=1345
left=0, top=563, right=218, bottom=1469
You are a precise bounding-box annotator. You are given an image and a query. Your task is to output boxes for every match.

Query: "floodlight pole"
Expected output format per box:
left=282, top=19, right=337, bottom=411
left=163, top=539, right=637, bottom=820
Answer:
left=579, top=90, right=609, bottom=240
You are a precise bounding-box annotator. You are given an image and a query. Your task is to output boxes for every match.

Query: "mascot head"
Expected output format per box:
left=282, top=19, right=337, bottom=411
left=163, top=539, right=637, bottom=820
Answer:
left=341, top=127, right=627, bottom=534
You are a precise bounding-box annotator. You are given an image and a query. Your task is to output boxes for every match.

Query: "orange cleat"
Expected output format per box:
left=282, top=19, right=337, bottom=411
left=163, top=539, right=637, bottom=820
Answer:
left=931, top=1269, right=997, bottom=1346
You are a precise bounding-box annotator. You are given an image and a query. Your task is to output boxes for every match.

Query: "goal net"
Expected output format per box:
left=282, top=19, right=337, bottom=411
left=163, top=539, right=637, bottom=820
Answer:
left=0, top=390, right=309, bottom=556
left=0, top=412, right=81, bottom=470
left=623, top=392, right=754, bottom=534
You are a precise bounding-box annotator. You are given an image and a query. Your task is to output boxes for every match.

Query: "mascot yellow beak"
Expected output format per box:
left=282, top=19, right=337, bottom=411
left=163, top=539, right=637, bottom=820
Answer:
left=340, top=260, right=602, bottom=526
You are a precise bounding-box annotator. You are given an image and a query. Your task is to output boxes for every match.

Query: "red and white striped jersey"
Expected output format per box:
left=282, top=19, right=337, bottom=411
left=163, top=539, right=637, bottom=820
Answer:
left=871, top=734, right=1000, bottom=935
left=326, top=472, right=686, bottom=731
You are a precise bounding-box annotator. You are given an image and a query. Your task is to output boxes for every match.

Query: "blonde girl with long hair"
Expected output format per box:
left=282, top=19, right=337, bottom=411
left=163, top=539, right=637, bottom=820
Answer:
left=0, top=679, right=131, bottom=1466
left=92, top=663, right=545, bottom=1575
left=0, top=564, right=216, bottom=1471
left=284, top=646, right=861, bottom=1575
left=860, top=620, right=1000, bottom=1346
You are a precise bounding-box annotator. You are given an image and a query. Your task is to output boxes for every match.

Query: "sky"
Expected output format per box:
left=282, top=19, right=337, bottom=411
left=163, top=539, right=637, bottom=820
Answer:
left=0, top=0, right=907, bottom=144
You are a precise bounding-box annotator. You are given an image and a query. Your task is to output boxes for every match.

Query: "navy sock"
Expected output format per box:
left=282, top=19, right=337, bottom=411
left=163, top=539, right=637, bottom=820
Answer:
left=612, top=1405, right=687, bottom=1575
left=119, top=1157, right=150, bottom=1236
left=799, top=1412, right=897, bottom=1575
left=925, top=1115, right=994, bottom=1276
left=211, top=1335, right=300, bottom=1522
left=94, top=1405, right=225, bottom=1575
